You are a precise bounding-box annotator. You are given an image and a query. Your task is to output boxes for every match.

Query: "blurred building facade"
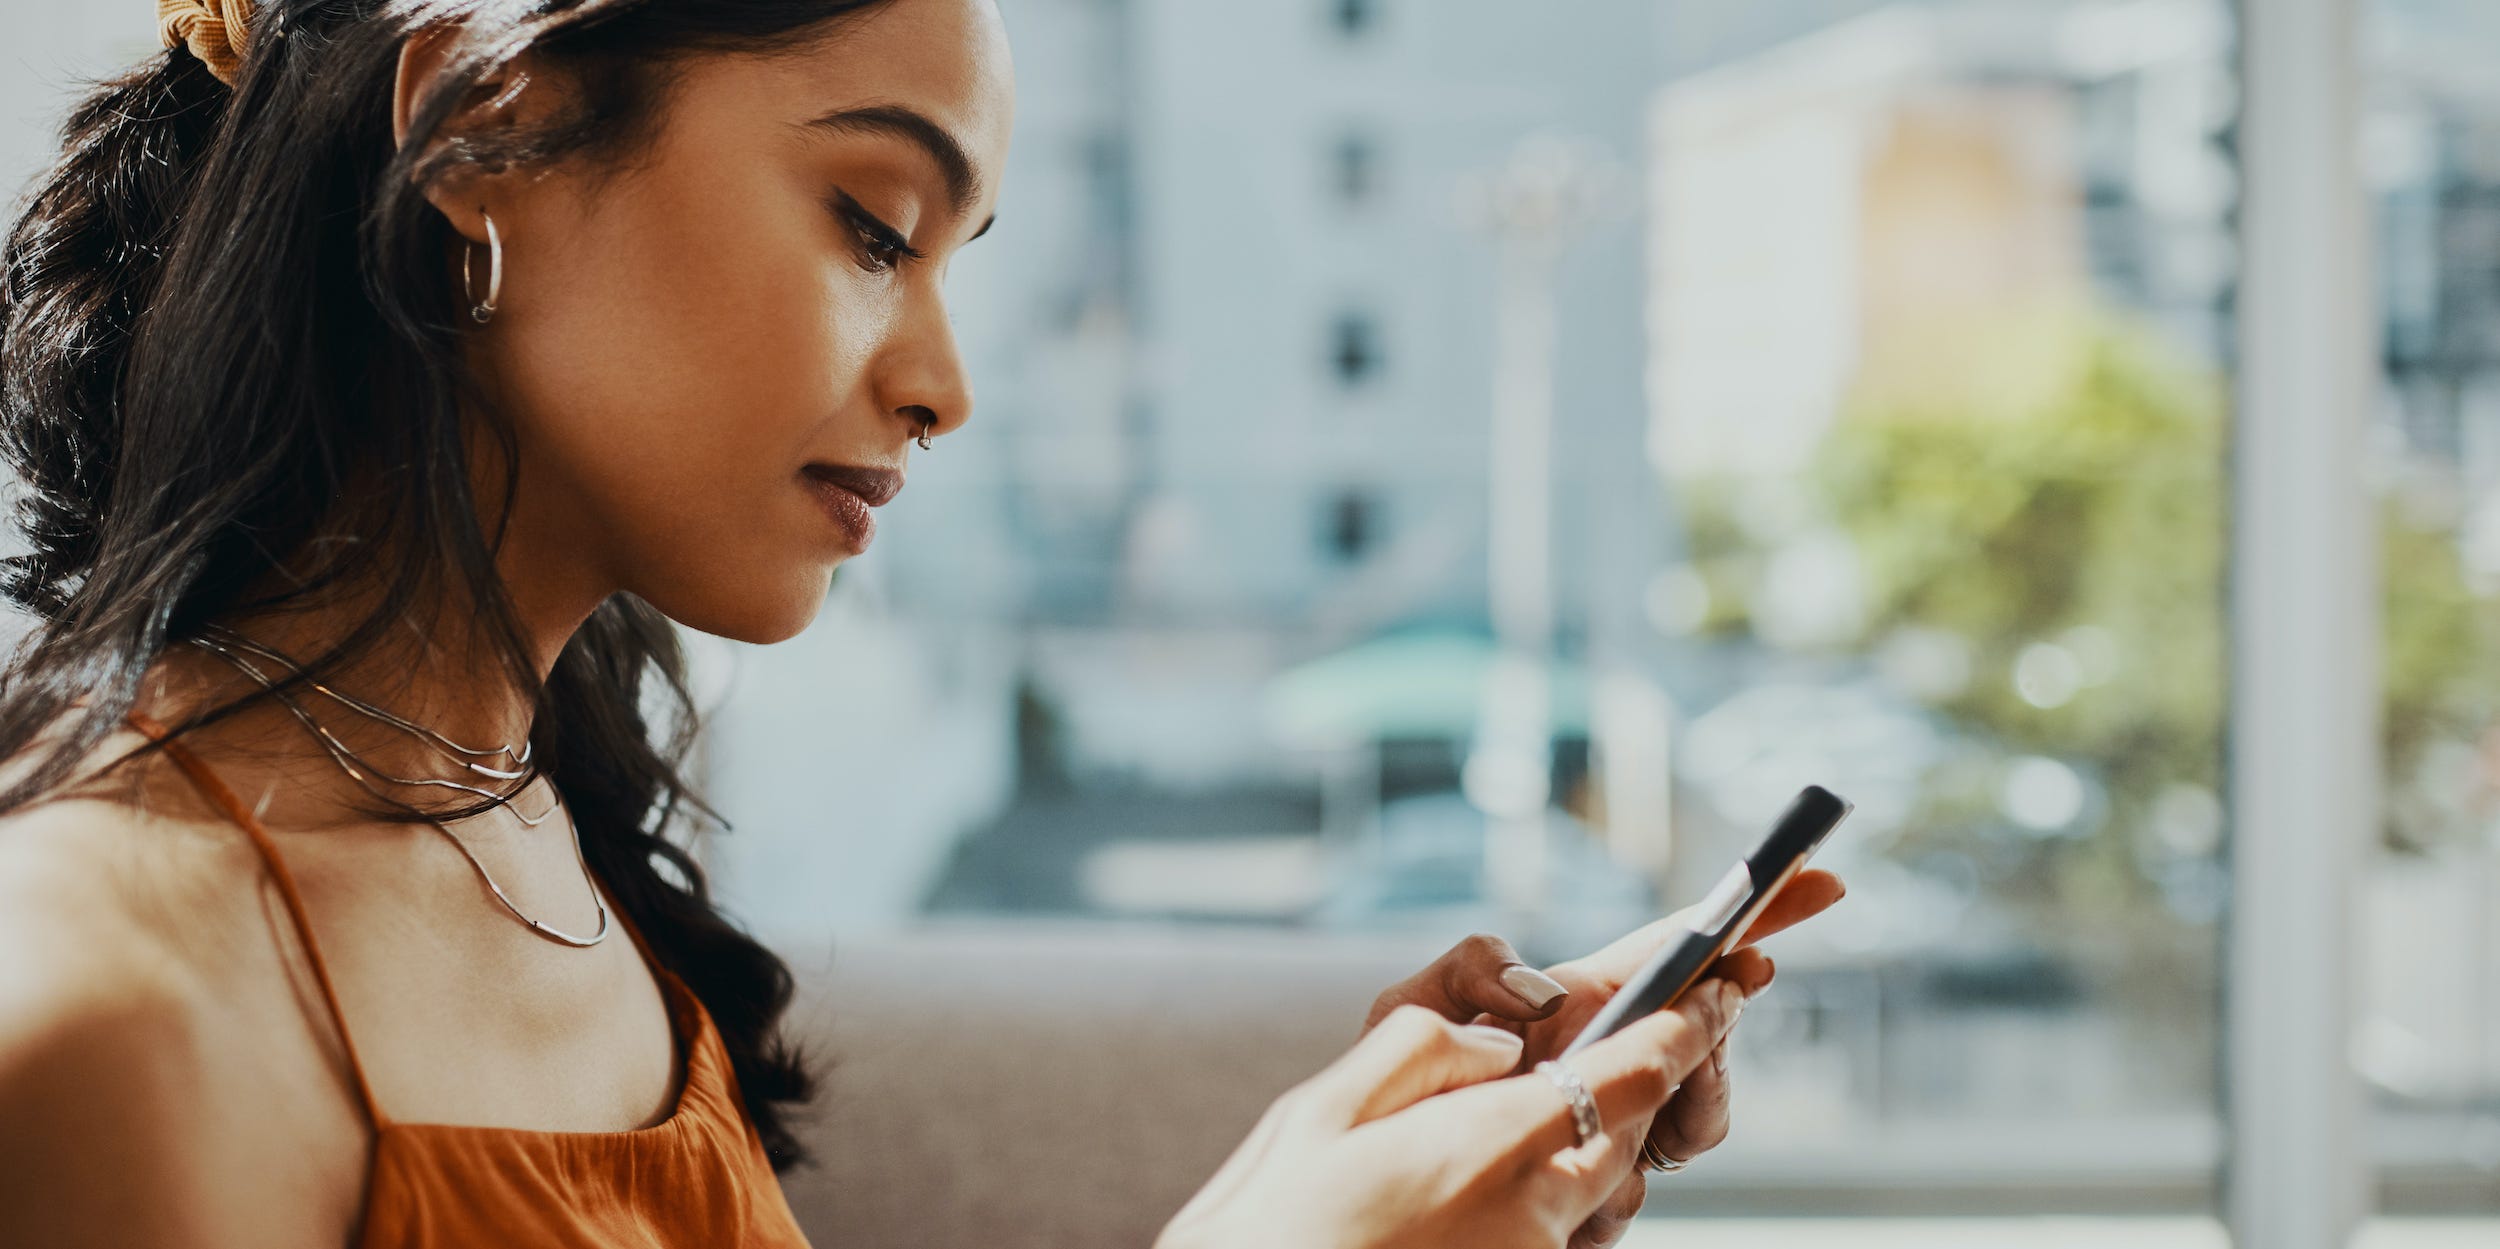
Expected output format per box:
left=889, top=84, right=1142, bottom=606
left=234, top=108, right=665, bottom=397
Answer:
left=712, top=0, right=1684, bottom=939
left=1646, top=0, right=2231, bottom=483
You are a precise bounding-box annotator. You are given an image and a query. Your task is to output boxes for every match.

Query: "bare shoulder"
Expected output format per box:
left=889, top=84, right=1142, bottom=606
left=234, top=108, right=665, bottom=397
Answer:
left=0, top=707, right=278, bottom=1023
left=0, top=862, right=211, bottom=1239
left=0, top=727, right=254, bottom=1099
left=0, top=802, right=227, bottom=1247
left=0, top=718, right=270, bottom=994
left=0, top=730, right=337, bottom=1247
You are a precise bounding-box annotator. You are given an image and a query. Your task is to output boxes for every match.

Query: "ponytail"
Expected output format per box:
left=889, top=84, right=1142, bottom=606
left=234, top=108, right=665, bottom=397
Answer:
left=2, top=50, right=229, bottom=625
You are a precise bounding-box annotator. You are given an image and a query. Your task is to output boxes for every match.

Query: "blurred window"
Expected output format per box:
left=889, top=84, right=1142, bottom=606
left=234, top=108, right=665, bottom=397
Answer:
left=2364, top=0, right=2500, bottom=1211
left=1330, top=311, right=1383, bottom=386
left=700, top=0, right=2251, bottom=1222
left=1332, top=131, right=1381, bottom=206
left=1332, top=0, right=1379, bottom=40
left=1323, top=488, right=1380, bottom=562
left=1615, top=0, right=2236, bottom=1208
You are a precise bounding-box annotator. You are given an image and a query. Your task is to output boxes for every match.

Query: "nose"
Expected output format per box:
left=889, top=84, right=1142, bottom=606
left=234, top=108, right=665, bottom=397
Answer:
left=875, top=287, right=974, bottom=447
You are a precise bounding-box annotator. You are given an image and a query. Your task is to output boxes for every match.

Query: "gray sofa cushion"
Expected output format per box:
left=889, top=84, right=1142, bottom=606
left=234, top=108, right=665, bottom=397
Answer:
left=774, top=922, right=1446, bottom=1246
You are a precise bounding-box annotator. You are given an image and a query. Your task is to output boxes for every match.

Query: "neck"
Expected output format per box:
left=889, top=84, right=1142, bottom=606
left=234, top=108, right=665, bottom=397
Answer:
left=133, top=407, right=635, bottom=826
left=139, top=543, right=615, bottom=830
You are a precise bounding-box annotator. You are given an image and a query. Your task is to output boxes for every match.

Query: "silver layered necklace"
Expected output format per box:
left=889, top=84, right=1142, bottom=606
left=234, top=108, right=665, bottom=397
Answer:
left=185, top=623, right=609, bottom=948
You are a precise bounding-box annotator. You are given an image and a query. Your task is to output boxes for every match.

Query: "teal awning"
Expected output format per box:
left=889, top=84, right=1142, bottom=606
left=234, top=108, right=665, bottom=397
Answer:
left=1262, top=629, right=1592, bottom=748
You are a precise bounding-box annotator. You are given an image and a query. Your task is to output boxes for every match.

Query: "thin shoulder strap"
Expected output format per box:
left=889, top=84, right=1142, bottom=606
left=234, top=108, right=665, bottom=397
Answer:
left=122, top=707, right=390, bottom=1129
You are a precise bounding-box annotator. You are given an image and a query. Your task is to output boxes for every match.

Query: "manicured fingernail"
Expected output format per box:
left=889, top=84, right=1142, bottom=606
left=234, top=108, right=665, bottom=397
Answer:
left=1500, top=965, right=1568, bottom=1011
left=1713, top=1045, right=1729, bottom=1076
left=1461, top=1024, right=1525, bottom=1053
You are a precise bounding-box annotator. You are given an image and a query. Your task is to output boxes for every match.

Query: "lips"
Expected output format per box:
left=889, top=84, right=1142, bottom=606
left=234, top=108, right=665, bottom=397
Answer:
left=801, top=463, right=905, bottom=506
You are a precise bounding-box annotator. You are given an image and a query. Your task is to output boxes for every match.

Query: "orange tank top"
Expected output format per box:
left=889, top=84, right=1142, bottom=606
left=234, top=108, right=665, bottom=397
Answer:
left=122, top=708, right=815, bottom=1249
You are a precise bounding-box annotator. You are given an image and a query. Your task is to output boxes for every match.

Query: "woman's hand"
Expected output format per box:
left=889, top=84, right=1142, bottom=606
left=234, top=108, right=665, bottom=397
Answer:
left=1155, top=979, right=1753, bottom=1249
left=1357, top=870, right=1847, bottom=1248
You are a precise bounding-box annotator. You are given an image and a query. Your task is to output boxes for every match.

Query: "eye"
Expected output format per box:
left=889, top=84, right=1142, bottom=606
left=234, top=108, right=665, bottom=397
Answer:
left=830, top=191, right=924, bottom=274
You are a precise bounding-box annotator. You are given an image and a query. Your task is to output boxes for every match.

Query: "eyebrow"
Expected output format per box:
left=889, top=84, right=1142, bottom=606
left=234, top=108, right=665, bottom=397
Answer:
left=800, top=104, right=990, bottom=231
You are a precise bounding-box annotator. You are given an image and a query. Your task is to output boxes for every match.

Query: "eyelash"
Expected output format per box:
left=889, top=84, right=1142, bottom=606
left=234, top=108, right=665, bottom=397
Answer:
left=830, top=192, right=926, bottom=273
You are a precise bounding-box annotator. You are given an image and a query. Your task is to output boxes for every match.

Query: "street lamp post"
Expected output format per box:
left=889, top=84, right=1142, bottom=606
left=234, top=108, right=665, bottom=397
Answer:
left=1462, top=135, right=1630, bottom=926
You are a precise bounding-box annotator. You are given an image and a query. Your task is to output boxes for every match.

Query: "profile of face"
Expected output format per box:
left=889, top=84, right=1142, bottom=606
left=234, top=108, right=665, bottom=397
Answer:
left=413, top=0, right=1014, bottom=648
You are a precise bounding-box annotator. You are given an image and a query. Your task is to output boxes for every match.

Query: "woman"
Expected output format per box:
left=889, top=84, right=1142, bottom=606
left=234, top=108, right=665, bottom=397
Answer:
left=0, top=1, right=1843, bottom=1246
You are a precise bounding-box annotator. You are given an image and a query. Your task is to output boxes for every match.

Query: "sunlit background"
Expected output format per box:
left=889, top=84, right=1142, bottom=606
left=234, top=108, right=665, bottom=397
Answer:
left=7, top=2, right=2500, bottom=1245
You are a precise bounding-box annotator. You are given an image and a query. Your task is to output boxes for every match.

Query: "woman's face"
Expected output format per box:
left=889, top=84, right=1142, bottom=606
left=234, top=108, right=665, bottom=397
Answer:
left=449, top=0, right=1013, bottom=646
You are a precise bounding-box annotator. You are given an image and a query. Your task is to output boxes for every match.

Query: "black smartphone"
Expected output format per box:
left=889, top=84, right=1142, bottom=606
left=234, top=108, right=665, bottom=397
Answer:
left=1557, top=785, right=1852, bottom=1060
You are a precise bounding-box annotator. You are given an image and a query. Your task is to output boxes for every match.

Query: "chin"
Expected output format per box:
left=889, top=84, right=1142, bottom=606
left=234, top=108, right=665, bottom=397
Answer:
left=639, top=568, right=836, bottom=647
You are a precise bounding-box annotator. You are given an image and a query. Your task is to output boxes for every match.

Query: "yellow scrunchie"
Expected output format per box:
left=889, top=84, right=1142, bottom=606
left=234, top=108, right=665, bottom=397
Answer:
left=158, top=0, right=257, bottom=86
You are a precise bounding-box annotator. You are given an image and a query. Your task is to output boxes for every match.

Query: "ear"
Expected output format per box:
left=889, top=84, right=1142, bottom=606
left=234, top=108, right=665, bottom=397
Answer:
left=394, top=27, right=565, bottom=246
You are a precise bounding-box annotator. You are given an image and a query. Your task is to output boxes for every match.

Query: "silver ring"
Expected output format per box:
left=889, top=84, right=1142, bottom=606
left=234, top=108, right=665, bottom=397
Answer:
left=1533, top=1059, right=1603, bottom=1148
left=1641, top=1137, right=1691, bottom=1173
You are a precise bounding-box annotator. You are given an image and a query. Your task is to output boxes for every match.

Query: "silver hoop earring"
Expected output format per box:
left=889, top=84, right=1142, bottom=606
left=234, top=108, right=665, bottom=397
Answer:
left=464, top=210, right=505, bottom=325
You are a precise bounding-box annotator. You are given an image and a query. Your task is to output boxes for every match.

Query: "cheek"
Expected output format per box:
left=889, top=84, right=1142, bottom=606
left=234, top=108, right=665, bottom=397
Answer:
left=475, top=169, right=887, bottom=632
left=505, top=185, right=855, bottom=488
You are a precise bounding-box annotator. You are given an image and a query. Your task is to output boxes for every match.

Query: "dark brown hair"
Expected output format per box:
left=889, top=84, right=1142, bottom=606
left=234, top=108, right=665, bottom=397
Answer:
left=0, top=0, right=896, bottom=1169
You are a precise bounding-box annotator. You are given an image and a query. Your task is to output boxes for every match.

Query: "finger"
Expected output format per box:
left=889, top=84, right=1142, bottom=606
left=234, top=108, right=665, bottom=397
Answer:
left=1706, top=948, right=1776, bottom=998
left=1733, top=869, right=1847, bottom=950
left=1650, top=1035, right=1732, bottom=1162
left=1568, top=1168, right=1648, bottom=1249
left=1490, top=977, right=1747, bottom=1183
left=1558, top=948, right=1770, bottom=1054
left=1650, top=954, right=1770, bottom=1161
left=1311, top=1003, right=1528, bottom=1128
left=1566, top=870, right=1843, bottom=992
left=1365, top=932, right=1571, bottom=1032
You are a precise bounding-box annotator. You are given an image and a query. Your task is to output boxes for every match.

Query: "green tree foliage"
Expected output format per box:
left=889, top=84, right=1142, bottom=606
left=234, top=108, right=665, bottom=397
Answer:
left=1811, top=306, right=2225, bottom=916
left=2383, top=494, right=2500, bottom=853
left=1678, top=302, right=2500, bottom=936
